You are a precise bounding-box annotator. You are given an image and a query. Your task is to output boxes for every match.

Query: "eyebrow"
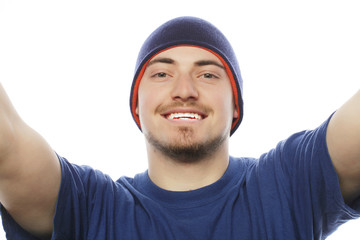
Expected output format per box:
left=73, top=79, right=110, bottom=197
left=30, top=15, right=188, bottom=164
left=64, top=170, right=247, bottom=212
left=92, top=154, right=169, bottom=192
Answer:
left=194, top=60, right=225, bottom=69
left=148, top=58, right=175, bottom=66
left=147, top=58, right=225, bottom=70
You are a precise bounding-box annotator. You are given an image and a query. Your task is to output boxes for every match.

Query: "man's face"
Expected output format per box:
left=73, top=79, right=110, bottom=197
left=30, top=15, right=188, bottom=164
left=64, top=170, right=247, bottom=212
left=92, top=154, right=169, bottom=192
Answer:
left=136, top=46, right=238, bottom=162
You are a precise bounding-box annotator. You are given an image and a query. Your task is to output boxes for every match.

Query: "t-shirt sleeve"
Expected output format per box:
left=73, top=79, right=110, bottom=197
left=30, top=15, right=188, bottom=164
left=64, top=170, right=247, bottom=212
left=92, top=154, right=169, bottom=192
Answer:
left=1, top=155, right=115, bottom=240
left=52, top=156, right=117, bottom=240
left=257, top=114, right=360, bottom=238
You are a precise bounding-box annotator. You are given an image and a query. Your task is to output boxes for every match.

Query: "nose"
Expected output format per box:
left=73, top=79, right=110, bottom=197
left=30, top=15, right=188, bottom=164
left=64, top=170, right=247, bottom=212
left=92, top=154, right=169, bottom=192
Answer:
left=170, top=73, right=199, bottom=102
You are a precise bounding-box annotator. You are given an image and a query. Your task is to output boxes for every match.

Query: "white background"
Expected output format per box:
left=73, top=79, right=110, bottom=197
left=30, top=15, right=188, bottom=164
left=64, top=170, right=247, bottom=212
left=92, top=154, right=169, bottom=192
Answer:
left=0, top=0, right=359, bottom=239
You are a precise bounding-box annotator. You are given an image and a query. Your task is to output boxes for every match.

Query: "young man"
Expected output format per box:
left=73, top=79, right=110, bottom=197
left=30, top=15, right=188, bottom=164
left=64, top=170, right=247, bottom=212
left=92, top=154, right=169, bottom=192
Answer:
left=0, top=16, right=359, bottom=239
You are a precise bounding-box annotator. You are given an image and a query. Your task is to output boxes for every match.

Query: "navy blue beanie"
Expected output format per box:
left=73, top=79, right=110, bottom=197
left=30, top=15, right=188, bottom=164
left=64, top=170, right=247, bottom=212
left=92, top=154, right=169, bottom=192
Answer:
left=130, top=16, right=243, bottom=136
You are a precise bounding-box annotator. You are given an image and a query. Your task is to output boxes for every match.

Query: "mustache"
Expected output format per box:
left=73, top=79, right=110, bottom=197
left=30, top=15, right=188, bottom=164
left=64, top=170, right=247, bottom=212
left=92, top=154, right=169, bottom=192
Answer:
left=155, top=101, right=213, bottom=115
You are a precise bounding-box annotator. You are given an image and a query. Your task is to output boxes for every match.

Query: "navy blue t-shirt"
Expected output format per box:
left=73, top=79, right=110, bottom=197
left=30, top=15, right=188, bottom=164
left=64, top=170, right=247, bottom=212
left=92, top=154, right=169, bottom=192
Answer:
left=2, top=116, right=360, bottom=239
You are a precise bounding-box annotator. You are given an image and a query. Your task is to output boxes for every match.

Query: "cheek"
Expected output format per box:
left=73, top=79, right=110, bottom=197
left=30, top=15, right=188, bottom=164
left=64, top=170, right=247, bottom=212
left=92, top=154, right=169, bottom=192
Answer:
left=214, top=87, right=234, bottom=111
left=137, top=84, right=162, bottom=127
left=212, top=89, right=235, bottom=124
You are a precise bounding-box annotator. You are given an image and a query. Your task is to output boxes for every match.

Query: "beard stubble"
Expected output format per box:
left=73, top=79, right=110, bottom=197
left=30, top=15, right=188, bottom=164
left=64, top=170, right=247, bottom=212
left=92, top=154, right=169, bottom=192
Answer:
left=145, top=125, right=228, bottom=164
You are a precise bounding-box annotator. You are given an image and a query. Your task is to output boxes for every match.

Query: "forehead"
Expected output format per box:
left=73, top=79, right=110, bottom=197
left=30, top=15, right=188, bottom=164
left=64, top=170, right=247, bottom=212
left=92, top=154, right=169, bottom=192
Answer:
left=150, top=46, right=223, bottom=65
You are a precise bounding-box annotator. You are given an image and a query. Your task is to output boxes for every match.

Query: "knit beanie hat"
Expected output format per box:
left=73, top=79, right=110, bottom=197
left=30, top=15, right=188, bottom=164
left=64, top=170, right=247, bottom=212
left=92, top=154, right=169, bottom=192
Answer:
left=130, top=16, right=243, bottom=136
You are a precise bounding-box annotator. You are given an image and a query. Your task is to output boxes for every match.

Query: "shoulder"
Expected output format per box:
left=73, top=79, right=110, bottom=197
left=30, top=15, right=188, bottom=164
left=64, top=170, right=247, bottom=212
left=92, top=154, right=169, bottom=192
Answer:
left=266, top=115, right=333, bottom=162
left=57, top=155, right=133, bottom=198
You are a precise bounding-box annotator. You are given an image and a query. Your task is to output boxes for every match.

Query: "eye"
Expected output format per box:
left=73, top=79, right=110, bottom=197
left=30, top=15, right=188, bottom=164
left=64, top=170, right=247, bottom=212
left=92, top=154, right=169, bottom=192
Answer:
left=201, top=73, right=219, bottom=79
left=152, top=72, right=168, bottom=78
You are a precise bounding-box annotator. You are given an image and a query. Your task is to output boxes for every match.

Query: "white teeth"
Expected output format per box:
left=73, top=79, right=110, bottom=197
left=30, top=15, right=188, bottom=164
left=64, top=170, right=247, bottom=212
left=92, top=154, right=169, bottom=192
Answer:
left=167, top=113, right=202, bottom=120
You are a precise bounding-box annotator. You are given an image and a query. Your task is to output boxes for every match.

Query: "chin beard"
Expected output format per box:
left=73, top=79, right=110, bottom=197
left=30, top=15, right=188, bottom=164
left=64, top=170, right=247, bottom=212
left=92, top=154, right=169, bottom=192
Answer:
left=145, top=126, right=228, bottom=163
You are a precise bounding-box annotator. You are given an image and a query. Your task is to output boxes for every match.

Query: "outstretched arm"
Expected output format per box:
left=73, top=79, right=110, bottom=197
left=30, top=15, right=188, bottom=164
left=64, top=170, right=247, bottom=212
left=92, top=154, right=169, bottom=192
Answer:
left=327, top=90, right=360, bottom=204
left=0, top=83, right=61, bottom=239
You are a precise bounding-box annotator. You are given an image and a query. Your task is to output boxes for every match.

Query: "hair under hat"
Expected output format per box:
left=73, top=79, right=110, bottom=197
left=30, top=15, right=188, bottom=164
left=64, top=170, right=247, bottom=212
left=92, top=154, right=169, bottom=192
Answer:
left=130, top=16, right=244, bottom=136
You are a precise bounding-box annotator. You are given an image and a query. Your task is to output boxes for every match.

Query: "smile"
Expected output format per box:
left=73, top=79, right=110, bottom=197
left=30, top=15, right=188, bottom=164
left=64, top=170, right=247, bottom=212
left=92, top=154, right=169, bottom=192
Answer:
left=166, top=112, right=203, bottom=120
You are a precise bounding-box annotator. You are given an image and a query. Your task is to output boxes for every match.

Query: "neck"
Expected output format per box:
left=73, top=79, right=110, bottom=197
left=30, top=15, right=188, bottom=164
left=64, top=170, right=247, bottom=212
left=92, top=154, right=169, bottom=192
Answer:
left=146, top=139, right=230, bottom=191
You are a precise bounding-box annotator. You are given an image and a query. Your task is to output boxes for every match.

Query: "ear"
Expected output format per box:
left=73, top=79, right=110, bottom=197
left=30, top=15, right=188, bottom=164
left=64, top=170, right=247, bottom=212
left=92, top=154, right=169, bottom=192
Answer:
left=135, top=105, right=139, bottom=115
left=233, top=106, right=239, bottom=119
